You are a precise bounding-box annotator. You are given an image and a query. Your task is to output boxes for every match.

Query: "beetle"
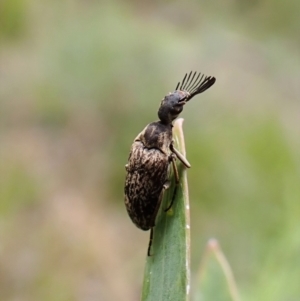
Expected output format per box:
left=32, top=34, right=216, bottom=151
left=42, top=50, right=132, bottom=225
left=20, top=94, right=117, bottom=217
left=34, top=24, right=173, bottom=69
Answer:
left=124, top=71, right=216, bottom=255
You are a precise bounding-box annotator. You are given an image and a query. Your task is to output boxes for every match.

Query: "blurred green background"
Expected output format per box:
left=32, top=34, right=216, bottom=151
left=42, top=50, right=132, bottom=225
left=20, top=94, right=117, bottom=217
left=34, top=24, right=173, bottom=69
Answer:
left=0, top=0, right=299, bottom=300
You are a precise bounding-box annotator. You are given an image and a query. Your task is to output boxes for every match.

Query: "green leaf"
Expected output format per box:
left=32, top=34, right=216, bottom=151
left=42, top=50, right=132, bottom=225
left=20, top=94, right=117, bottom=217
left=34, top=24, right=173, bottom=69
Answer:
left=194, top=239, right=241, bottom=301
left=141, top=118, right=191, bottom=301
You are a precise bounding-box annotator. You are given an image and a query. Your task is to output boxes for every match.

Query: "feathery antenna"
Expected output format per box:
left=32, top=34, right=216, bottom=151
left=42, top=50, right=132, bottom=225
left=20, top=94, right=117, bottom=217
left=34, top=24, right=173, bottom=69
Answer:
left=175, top=71, right=216, bottom=101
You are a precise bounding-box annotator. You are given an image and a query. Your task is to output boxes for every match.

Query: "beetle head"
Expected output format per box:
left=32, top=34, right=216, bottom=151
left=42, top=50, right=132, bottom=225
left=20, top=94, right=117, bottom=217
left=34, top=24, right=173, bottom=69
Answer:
left=158, top=90, right=190, bottom=124
left=158, top=71, right=216, bottom=124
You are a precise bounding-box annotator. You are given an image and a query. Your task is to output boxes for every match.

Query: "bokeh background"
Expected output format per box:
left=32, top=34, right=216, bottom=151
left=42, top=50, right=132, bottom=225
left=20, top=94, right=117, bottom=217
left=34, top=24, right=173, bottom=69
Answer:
left=1, top=0, right=299, bottom=300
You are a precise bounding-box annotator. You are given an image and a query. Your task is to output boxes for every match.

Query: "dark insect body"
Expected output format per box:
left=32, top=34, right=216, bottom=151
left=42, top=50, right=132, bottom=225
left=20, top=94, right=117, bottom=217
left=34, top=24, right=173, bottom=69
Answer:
left=124, top=71, right=216, bottom=255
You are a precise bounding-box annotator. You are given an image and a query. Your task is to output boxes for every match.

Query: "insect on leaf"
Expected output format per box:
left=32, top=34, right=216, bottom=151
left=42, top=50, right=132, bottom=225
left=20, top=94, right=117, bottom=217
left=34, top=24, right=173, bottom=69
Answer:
left=141, top=118, right=191, bottom=301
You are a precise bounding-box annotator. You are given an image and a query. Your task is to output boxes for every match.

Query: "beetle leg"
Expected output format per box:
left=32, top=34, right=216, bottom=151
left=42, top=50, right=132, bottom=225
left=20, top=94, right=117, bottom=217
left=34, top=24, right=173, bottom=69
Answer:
left=147, top=181, right=170, bottom=256
left=164, top=154, right=180, bottom=212
left=165, top=142, right=190, bottom=211
left=163, top=180, right=171, bottom=190
left=147, top=228, right=154, bottom=256
left=170, top=142, right=191, bottom=168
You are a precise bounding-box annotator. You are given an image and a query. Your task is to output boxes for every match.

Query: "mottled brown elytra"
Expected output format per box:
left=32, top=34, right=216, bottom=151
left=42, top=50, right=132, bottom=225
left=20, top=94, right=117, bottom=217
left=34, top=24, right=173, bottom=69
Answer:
left=124, top=71, right=216, bottom=256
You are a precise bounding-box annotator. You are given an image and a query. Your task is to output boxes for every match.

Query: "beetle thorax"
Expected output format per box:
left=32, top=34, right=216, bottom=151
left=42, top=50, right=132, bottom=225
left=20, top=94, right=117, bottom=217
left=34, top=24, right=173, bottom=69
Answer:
left=136, top=122, right=172, bottom=155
